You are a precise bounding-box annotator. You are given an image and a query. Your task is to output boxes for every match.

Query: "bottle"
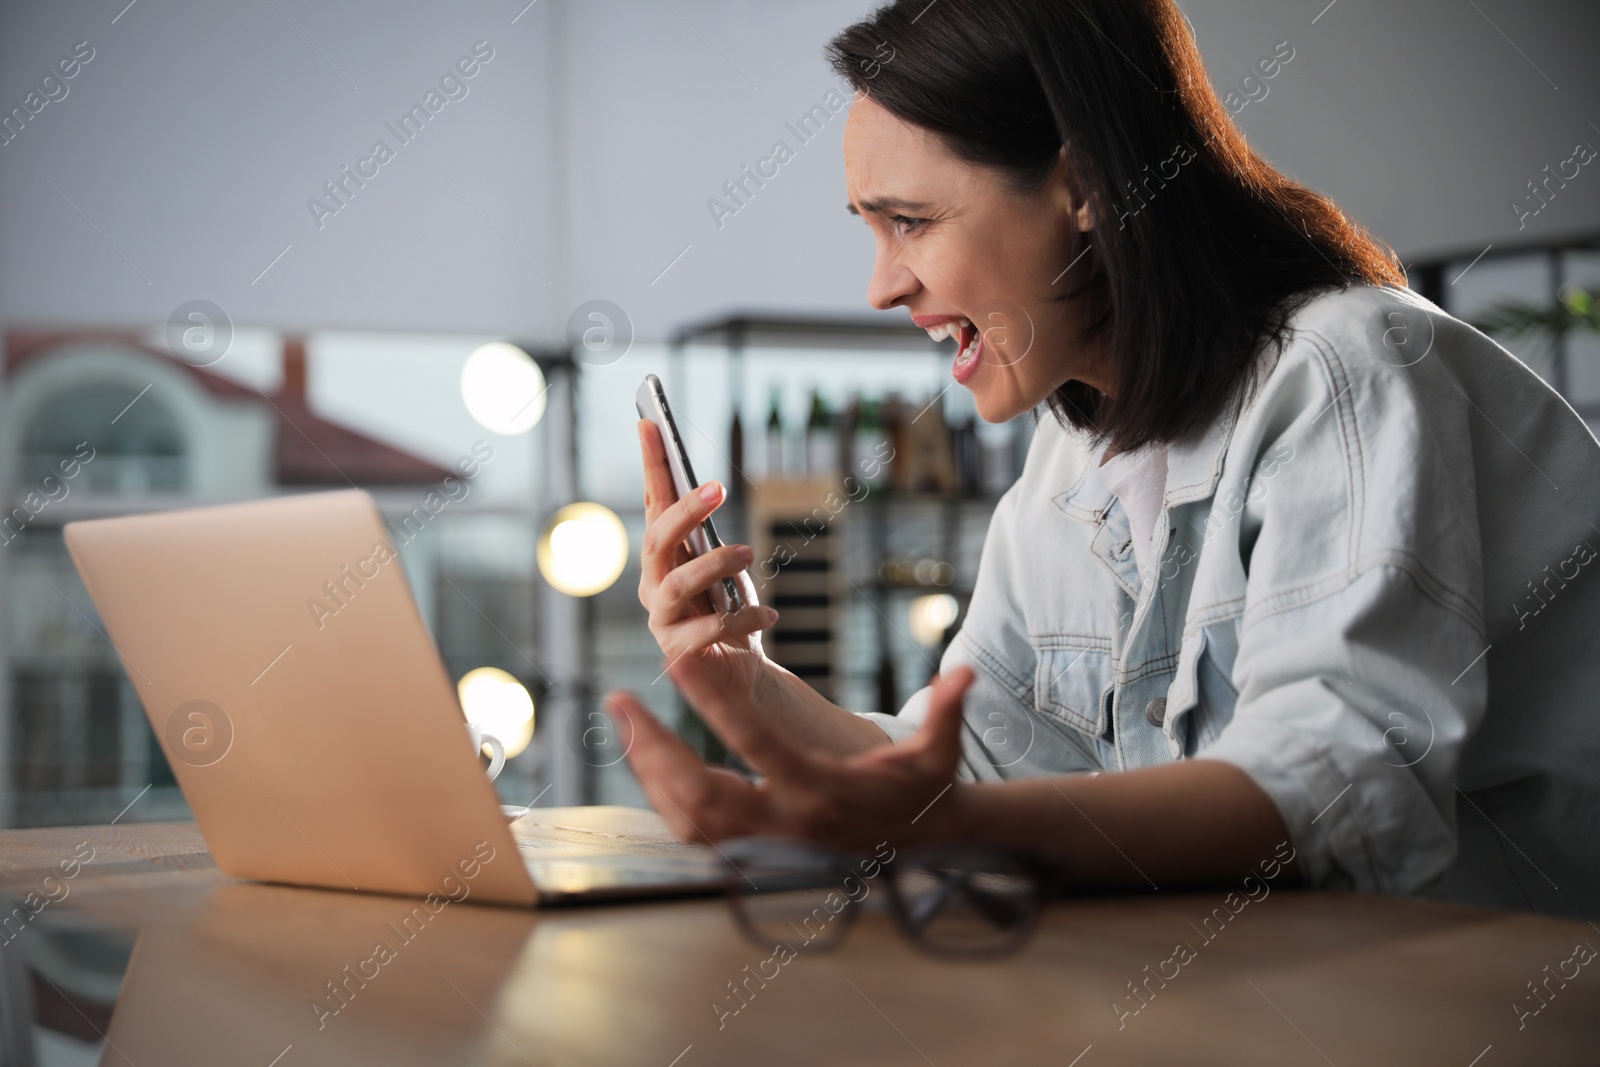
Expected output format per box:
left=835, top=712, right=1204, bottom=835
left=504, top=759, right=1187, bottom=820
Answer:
left=930, top=391, right=959, bottom=493
left=765, top=386, right=784, bottom=480
left=852, top=397, right=890, bottom=490
left=952, top=415, right=979, bottom=495
left=838, top=393, right=859, bottom=486
left=805, top=389, right=838, bottom=479
left=906, top=391, right=959, bottom=493
left=1009, top=415, right=1033, bottom=486
left=876, top=643, right=899, bottom=716
left=882, top=392, right=907, bottom=492
left=729, top=407, right=746, bottom=504
left=977, top=417, right=1016, bottom=495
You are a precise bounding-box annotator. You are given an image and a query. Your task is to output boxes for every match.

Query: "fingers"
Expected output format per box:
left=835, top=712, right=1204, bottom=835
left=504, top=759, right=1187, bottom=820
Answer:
left=666, top=658, right=812, bottom=783
left=638, top=419, right=679, bottom=526
left=639, top=479, right=725, bottom=590
left=915, top=666, right=974, bottom=759
left=603, top=690, right=707, bottom=836
left=865, top=666, right=975, bottom=774
left=730, top=565, right=761, bottom=611
left=657, top=603, right=777, bottom=660
left=652, top=544, right=758, bottom=624
left=605, top=690, right=761, bottom=840
left=638, top=417, right=724, bottom=543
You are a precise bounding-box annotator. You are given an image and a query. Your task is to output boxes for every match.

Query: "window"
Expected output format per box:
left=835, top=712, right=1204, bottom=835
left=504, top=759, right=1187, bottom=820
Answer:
left=22, top=384, right=188, bottom=494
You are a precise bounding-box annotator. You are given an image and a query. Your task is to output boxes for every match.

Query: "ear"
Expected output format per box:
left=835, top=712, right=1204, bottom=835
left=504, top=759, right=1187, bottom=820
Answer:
left=1055, top=146, right=1093, bottom=233
left=1073, top=200, right=1093, bottom=233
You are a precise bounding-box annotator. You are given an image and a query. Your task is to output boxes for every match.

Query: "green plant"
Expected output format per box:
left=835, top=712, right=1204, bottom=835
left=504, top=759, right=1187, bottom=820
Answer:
left=1473, top=285, right=1600, bottom=371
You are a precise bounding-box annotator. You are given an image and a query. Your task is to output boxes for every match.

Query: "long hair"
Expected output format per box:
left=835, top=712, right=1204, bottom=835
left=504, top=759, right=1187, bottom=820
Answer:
left=828, top=0, right=1405, bottom=451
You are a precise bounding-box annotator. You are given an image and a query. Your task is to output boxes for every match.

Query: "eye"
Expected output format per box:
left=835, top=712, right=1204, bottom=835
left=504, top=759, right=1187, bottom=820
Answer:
left=887, top=213, right=929, bottom=236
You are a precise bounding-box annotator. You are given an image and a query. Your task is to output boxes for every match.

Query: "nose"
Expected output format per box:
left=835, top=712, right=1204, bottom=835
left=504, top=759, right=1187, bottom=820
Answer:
left=866, top=241, right=920, bottom=311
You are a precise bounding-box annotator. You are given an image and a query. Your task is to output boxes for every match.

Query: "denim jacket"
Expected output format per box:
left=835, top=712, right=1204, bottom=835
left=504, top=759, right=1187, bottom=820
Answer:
left=860, top=284, right=1600, bottom=918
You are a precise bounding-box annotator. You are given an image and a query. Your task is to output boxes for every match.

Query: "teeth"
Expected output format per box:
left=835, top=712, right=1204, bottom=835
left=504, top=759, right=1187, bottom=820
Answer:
left=923, top=318, right=973, bottom=344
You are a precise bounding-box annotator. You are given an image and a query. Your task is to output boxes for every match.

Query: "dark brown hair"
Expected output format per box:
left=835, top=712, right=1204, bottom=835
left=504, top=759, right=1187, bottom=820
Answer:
left=828, top=0, right=1405, bottom=451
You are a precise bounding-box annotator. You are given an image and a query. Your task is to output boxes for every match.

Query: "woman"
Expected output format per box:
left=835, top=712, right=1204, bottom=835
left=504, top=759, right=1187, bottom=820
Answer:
left=607, top=0, right=1600, bottom=916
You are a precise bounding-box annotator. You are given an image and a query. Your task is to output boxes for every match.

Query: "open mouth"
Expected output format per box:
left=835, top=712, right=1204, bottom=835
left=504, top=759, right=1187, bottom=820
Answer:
left=922, top=318, right=983, bottom=384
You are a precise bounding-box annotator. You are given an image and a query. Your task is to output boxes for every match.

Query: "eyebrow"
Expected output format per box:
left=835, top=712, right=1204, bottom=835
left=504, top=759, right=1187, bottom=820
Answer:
left=846, top=197, right=934, bottom=217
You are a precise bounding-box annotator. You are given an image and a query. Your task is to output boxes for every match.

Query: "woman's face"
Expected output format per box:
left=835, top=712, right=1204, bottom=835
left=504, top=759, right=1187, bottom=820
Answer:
left=842, top=95, right=1105, bottom=422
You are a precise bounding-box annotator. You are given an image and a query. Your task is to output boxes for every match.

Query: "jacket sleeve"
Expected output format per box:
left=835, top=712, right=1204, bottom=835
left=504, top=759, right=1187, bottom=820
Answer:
left=1199, top=327, right=1489, bottom=893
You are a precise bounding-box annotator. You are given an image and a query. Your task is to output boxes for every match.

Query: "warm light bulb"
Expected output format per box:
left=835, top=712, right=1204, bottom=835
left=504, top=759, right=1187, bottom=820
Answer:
left=908, top=593, right=960, bottom=647
left=461, top=342, right=547, bottom=435
left=457, top=666, right=535, bottom=758
left=537, top=502, right=629, bottom=597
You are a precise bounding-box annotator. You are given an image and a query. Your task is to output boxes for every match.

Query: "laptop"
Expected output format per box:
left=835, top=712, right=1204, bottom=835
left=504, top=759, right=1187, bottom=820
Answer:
left=63, top=489, right=722, bottom=905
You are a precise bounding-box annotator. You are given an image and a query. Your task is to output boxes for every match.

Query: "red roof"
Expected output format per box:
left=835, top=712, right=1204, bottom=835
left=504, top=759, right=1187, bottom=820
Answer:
left=5, top=331, right=457, bottom=487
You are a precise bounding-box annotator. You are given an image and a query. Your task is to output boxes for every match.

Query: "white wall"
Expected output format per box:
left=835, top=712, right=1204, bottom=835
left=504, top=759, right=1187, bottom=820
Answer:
left=0, top=0, right=563, bottom=335
left=2, top=0, right=1597, bottom=344
left=1180, top=0, right=1600, bottom=261
left=559, top=0, right=878, bottom=341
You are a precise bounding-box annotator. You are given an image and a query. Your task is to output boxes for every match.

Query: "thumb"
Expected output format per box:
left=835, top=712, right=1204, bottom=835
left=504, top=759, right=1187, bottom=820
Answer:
left=601, top=689, right=693, bottom=776
left=905, top=665, right=975, bottom=770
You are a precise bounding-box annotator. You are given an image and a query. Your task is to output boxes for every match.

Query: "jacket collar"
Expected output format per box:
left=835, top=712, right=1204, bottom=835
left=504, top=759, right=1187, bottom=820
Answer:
left=1051, top=402, right=1236, bottom=521
left=1163, top=400, right=1237, bottom=508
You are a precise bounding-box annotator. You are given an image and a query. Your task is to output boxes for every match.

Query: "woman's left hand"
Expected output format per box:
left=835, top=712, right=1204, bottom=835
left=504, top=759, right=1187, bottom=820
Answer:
left=605, top=664, right=976, bottom=849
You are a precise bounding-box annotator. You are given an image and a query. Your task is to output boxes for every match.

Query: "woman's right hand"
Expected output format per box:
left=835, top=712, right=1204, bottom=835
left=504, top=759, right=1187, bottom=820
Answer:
left=634, top=418, right=893, bottom=760
left=636, top=419, right=776, bottom=692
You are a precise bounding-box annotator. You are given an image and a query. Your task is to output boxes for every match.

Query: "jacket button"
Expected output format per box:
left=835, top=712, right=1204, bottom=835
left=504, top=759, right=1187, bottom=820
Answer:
left=1145, top=698, right=1167, bottom=728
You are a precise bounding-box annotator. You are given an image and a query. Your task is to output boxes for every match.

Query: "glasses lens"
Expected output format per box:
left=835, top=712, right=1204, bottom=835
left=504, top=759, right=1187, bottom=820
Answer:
left=722, top=838, right=860, bottom=952
left=890, top=848, right=1040, bottom=955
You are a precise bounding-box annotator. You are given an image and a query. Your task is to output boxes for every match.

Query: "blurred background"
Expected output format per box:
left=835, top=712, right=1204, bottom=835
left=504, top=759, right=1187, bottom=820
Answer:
left=1, top=0, right=1597, bottom=829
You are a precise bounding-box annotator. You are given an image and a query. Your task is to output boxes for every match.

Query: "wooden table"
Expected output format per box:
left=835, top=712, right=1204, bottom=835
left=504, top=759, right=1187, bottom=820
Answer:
left=1, top=821, right=1596, bottom=1066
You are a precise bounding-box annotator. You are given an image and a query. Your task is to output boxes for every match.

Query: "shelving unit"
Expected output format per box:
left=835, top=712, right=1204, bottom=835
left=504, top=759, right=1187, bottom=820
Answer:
left=666, top=314, right=1032, bottom=719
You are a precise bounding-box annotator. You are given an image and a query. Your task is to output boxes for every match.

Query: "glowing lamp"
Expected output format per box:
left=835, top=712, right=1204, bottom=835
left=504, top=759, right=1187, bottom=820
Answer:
left=538, top=502, right=628, bottom=597
left=461, top=342, right=547, bottom=434
left=908, top=593, right=960, bottom=647
left=457, top=666, right=535, bottom=758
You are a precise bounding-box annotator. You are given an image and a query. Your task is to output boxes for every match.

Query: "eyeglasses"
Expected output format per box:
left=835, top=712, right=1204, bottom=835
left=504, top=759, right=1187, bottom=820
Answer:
left=719, top=837, right=1046, bottom=958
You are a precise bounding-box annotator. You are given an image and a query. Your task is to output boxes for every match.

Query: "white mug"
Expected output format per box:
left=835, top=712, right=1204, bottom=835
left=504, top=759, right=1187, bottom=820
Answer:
left=466, top=724, right=506, bottom=782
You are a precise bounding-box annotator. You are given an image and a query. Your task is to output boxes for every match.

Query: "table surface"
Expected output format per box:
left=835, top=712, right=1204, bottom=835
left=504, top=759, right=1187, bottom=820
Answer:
left=1, top=817, right=1597, bottom=1067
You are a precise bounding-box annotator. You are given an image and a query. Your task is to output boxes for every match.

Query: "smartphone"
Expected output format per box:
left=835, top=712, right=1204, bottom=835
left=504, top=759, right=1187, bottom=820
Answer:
left=636, top=374, right=747, bottom=615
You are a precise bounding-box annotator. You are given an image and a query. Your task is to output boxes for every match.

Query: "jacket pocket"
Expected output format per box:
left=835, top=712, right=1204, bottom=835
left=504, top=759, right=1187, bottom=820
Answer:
left=1033, top=641, right=1112, bottom=738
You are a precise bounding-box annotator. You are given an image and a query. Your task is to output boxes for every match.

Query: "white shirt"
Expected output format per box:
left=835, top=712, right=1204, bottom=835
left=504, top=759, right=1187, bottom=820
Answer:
left=1098, top=446, right=1168, bottom=579
left=861, top=283, right=1600, bottom=918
